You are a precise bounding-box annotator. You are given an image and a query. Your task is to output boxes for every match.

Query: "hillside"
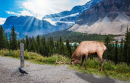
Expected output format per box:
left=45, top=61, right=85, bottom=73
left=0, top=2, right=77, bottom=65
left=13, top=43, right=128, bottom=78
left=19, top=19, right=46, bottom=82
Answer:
left=68, top=0, right=130, bottom=35
left=42, top=0, right=102, bottom=27
left=43, top=30, right=116, bottom=42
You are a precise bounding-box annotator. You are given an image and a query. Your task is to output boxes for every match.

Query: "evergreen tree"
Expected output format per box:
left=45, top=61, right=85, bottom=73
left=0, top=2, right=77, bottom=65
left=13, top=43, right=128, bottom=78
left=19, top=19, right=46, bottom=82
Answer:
left=21, top=38, right=26, bottom=50
left=124, top=27, right=130, bottom=65
left=26, top=35, right=29, bottom=50
left=59, top=37, right=62, bottom=44
left=115, top=41, right=118, bottom=65
left=41, top=36, right=46, bottom=45
left=10, top=27, right=17, bottom=50
left=66, top=39, right=69, bottom=50
left=74, top=43, right=77, bottom=50
left=5, top=33, right=9, bottom=49
left=104, top=36, right=111, bottom=59
left=41, top=36, right=46, bottom=56
left=36, top=35, right=41, bottom=53
left=120, top=39, right=124, bottom=62
left=17, top=39, right=20, bottom=49
left=28, top=37, right=32, bottom=52
left=66, top=39, right=72, bottom=57
left=0, top=26, right=6, bottom=49
left=58, top=37, right=64, bottom=55
left=31, top=41, right=36, bottom=52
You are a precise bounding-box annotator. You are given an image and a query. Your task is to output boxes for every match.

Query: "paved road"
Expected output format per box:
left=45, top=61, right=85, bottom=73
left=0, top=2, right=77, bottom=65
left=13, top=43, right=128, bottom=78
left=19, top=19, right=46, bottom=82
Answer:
left=0, top=56, right=129, bottom=83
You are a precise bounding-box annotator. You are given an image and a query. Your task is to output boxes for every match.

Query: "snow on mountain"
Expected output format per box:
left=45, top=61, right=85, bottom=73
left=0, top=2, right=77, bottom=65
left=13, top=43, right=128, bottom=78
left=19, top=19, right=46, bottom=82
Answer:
left=43, top=0, right=102, bottom=28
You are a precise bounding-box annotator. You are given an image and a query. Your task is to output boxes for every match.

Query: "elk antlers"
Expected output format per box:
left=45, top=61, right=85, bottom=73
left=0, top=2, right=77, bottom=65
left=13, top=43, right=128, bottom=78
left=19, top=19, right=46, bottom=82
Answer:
left=55, top=57, right=71, bottom=66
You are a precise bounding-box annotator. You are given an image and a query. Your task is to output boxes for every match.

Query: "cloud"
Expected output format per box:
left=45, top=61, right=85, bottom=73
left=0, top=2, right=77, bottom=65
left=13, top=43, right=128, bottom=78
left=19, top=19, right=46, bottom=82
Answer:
left=6, top=0, right=91, bottom=20
left=22, top=0, right=91, bottom=19
left=6, top=10, right=33, bottom=16
left=0, top=18, right=6, bottom=25
left=20, top=10, right=33, bottom=16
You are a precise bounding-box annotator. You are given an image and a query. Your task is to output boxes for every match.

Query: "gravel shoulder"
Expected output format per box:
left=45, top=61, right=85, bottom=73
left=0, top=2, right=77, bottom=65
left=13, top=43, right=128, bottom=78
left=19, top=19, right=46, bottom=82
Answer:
left=0, top=56, right=129, bottom=83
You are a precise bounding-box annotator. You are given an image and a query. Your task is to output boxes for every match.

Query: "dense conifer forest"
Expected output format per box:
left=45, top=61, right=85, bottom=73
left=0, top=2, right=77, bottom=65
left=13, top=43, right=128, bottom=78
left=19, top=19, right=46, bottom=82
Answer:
left=0, top=26, right=130, bottom=65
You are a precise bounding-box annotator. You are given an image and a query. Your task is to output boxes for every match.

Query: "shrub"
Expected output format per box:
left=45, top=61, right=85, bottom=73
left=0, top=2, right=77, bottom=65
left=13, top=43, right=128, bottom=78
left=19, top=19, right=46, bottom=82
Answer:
left=103, top=61, right=116, bottom=70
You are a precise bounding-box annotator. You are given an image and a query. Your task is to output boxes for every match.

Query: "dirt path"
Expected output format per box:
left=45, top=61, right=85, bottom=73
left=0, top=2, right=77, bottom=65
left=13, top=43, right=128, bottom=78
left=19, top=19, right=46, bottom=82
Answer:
left=0, top=56, right=128, bottom=83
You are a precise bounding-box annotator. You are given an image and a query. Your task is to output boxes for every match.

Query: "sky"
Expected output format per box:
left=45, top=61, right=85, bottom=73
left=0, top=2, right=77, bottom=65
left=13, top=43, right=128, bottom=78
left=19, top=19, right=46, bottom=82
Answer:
left=0, top=0, right=90, bottom=25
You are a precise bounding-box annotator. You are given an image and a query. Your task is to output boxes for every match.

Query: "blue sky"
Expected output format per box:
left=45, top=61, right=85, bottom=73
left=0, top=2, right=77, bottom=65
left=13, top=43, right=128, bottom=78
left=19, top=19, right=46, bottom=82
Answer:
left=0, top=0, right=90, bottom=25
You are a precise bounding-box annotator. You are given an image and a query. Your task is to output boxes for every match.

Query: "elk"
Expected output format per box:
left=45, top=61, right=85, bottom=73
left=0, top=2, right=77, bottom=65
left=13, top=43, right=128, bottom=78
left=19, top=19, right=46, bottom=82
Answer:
left=71, top=41, right=107, bottom=71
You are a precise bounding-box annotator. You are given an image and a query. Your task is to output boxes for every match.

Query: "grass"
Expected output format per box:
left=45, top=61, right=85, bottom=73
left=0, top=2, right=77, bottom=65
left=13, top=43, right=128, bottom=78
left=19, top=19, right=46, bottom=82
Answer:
left=0, top=49, right=130, bottom=81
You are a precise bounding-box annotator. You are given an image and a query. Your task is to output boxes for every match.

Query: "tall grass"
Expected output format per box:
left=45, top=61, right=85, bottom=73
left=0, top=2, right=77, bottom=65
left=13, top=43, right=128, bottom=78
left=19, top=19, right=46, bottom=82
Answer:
left=0, top=49, right=130, bottom=81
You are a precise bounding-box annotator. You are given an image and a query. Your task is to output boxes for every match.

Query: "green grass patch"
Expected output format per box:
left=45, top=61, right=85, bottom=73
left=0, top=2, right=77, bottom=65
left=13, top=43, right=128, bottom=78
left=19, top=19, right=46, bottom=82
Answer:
left=0, top=49, right=130, bottom=81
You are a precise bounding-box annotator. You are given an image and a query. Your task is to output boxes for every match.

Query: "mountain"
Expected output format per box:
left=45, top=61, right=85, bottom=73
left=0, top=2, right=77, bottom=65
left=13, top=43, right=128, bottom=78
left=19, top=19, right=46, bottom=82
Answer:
left=43, top=0, right=102, bottom=26
left=68, top=0, right=130, bottom=35
left=2, top=16, right=67, bottom=37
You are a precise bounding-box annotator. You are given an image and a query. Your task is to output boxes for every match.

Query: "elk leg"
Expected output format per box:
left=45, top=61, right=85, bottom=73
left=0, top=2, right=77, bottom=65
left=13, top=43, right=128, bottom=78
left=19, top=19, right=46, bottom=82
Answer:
left=100, top=59, right=103, bottom=71
left=97, top=51, right=104, bottom=71
left=79, top=56, right=85, bottom=69
left=85, top=55, right=88, bottom=70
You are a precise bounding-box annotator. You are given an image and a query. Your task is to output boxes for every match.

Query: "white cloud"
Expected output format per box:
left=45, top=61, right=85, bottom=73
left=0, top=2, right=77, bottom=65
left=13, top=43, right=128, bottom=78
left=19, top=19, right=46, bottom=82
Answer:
left=22, top=0, right=91, bottom=19
left=20, top=10, right=33, bottom=16
left=6, top=10, right=33, bottom=17
left=6, top=11, right=19, bottom=15
left=0, top=18, right=6, bottom=25
left=6, top=0, right=91, bottom=20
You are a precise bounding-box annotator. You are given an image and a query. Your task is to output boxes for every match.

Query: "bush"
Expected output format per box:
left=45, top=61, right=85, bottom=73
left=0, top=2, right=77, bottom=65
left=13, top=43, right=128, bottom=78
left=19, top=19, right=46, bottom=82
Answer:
left=116, top=63, right=130, bottom=73
left=8, top=50, right=14, bottom=56
left=103, top=61, right=116, bottom=70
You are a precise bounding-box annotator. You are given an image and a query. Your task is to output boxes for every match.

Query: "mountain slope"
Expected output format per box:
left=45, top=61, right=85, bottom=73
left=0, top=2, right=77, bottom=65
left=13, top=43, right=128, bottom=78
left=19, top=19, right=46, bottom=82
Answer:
left=43, top=0, right=102, bottom=25
left=68, top=0, right=130, bottom=35
left=3, top=16, right=65, bottom=37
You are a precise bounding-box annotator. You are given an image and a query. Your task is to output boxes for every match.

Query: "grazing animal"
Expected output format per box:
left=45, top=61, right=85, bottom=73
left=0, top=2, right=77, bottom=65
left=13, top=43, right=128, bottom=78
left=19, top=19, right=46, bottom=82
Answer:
left=71, top=41, right=107, bottom=71
left=19, top=68, right=28, bottom=74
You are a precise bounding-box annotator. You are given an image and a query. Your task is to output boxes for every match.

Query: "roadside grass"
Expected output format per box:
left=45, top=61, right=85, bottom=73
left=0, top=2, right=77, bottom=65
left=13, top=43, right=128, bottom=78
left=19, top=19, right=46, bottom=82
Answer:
left=0, top=49, right=130, bottom=81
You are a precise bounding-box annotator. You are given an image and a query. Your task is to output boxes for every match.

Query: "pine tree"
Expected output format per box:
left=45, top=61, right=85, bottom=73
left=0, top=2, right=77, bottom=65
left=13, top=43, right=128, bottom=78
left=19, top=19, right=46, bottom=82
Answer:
left=104, top=36, right=111, bottom=59
left=0, top=26, right=6, bottom=49
left=36, top=35, right=41, bottom=53
left=115, top=41, right=118, bottom=65
left=5, top=33, right=9, bottom=49
left=58, top=37, right=64, bottom=55
left=120, top=39, right=124, bottom=62
left=31, top=41, right=36, bottom=52
left=74, top=43, right=77, bottom=50
left=41, top=36, right=46, bottom=56
left=10, top=27, right=17, bottom=50
left=17, top=39, right=20, bottom=49
left=124, top=27, right=129, bottom=65
left=27, top=37, right=32, bottom=52
left=41, top=36, right=46, bottom=45
left=26, top=35, right=29, bottom=50
left=66, top=39, right=72, bottom=57
left=21, top=38, right=26, bottom=50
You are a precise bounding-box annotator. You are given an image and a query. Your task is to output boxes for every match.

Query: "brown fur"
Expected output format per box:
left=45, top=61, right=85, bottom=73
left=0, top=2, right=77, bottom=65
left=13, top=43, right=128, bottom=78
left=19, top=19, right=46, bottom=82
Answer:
left=71, top=41, right=107, bottom=71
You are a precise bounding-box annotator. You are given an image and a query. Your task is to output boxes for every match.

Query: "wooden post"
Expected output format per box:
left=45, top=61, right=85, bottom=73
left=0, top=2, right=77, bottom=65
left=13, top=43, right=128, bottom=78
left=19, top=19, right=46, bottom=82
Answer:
left=20, top=43, right=24, bottom=68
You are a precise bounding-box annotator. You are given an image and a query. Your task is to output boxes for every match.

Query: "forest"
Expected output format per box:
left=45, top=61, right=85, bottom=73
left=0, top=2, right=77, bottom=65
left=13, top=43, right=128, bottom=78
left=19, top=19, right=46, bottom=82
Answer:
left=0, top=26, right=130, bottom=65
left=43, top=30, right=117, bottom=42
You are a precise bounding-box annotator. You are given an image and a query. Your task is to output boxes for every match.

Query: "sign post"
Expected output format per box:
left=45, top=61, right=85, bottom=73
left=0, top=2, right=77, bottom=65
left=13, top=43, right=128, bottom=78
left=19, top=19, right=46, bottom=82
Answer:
left=20, top=43, right=24, bottom=68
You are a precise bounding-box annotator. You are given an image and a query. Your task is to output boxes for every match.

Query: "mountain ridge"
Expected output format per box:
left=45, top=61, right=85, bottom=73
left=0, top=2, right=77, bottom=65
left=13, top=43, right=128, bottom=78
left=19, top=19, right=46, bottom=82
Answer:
left=68, top=0, right=130, bottom=35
